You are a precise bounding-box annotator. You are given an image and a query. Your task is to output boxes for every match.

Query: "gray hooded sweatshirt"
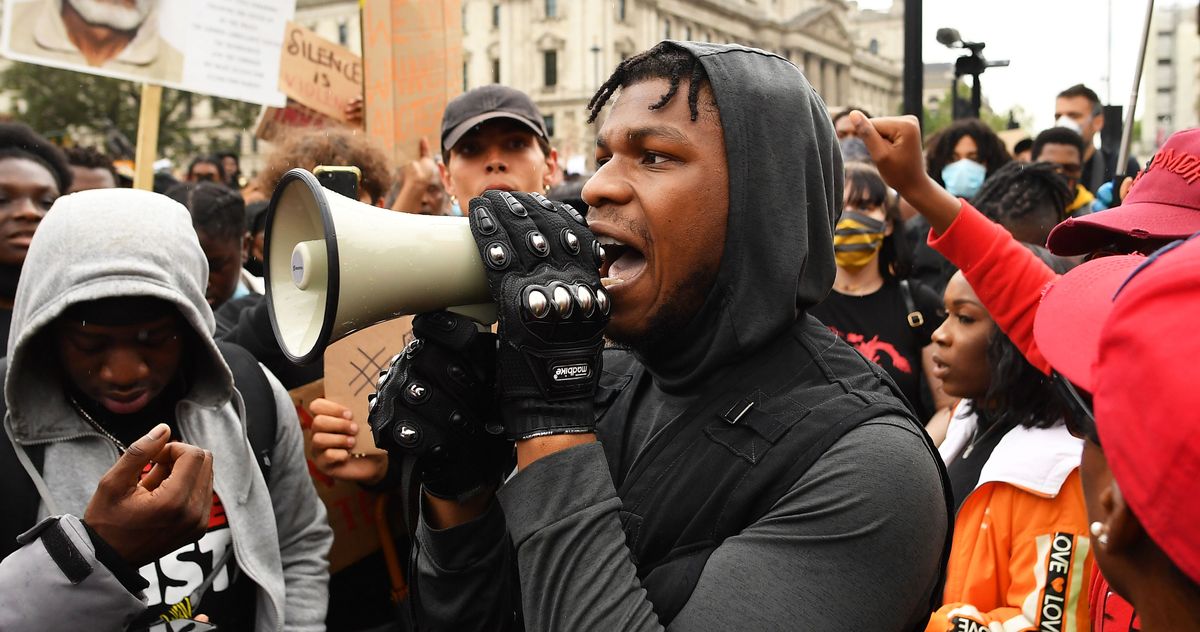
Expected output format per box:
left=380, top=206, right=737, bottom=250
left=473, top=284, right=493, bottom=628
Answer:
left=0, top=189, right=332, bottom=631
left=410, top=43, right=948, bottom=630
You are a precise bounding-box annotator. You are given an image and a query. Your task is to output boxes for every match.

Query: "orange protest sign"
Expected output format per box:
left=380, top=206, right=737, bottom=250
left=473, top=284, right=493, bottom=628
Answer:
left=323, top=317, right=416, bottom=455
left=278, top=21, right=363, bottom=122
left=362, top=0, right=462, bottom=166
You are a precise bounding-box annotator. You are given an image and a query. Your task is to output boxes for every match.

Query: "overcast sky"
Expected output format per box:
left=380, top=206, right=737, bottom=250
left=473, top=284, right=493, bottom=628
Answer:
left=855, top=0, right=1181, bottom=130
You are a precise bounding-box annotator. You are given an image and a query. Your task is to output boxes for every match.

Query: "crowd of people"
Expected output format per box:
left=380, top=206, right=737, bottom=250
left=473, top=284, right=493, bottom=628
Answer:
left=0, top=37, right=1195, bottom=632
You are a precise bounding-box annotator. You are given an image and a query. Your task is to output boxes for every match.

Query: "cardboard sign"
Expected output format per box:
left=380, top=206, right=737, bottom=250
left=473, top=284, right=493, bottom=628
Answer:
left=254, top=97, right=339, bottom=143
left=323, top=316, right=416, bottom=455
left=362, top=0, right=462, bottom=166
left=1, top=0, right=291, bottom=106
left=291, top=378, right=384, bottom=573
left=278, top=21, right=363, bottom=122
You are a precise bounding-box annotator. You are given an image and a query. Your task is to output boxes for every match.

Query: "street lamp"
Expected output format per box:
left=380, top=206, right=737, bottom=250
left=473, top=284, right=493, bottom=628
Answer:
left=590, top=44, right=602, bottom=91
left=936, top=27, right=1009, bottom=120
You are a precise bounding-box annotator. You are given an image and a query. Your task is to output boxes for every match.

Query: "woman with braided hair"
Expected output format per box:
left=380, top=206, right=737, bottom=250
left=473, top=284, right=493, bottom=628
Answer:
left=810, top=163, right=955, bottom=435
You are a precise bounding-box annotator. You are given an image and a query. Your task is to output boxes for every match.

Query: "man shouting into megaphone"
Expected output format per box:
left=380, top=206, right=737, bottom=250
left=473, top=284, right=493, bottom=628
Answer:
left=362, top=42, right=953, bottom=631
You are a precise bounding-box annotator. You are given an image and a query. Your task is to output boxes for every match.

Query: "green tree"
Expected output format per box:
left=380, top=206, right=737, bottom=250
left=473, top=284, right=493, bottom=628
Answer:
left=0, top=61, right=258, bottom=160
left=922, top=82, right=1013, bottom=139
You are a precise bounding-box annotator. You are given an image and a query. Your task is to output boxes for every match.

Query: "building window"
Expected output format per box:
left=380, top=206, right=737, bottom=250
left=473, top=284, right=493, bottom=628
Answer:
left=462, top=4, right=468, bottom=33
left=618, top=0, right=627, bottom=22
left=685, top=25, right=692, bottom=40
left=545, top=0, right=557, bottom=18
left=664, top=18, right=671, bottom=39
left=868, top=38, right=879, bottom=54
left=337, top=20, right=349, bottom=46
left=544, top=50, right=558, bottom=87
left=492, top=58, right=501, bottom=83
left=543, top=114, right=556, bottom=138
left=492, top=3, right=500, bottom=28
left=463, top=61, right=469, bottom=91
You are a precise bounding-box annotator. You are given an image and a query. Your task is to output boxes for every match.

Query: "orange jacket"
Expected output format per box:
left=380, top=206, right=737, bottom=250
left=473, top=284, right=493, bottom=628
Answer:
left=927, top=404, right=1093, bottom=632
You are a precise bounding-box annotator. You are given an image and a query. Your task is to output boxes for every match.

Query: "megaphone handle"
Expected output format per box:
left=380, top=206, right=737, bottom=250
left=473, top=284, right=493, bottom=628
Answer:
left=447, top=303, right=498, bottom=325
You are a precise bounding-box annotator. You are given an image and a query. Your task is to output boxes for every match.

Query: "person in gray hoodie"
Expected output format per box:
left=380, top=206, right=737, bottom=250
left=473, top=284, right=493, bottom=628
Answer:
left=367, top=41, right=953, bottom=630
left=0, top=188, right=332, bottom=630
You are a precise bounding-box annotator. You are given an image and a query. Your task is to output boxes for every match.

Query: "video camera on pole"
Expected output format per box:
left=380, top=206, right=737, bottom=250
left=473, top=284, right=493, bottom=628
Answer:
left=936, top=28, right=1009, bottom=120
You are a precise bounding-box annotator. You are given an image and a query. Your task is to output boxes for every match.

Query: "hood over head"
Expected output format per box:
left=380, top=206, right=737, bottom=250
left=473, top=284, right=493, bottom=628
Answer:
left=635, top=42, right=841, bottom=391
left=5, top=188, right=233, bottom=442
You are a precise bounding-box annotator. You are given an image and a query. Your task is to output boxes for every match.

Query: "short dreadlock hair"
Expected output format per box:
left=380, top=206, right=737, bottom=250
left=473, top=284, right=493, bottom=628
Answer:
left=974, top=160, right=1070, bottom=247
left=974, top=161, right=1072, bottom=222
left=587, top=42, right=712, bottom=124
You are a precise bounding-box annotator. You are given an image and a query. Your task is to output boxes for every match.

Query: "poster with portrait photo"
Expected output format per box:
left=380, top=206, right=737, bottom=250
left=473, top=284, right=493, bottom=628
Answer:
left=0, top=0, right=293, bottom=107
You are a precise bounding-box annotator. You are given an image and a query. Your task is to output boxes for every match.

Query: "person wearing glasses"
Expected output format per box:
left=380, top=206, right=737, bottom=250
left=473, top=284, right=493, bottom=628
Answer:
left=850, top=116, right=1200, bottom=630
left=1035, top=235, right=1200, bottom=632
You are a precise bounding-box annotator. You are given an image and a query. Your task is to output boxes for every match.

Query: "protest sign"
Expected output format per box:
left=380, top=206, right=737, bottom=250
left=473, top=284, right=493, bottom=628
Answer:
left=278, top=21, right=363, bottom=122
left=255, top=98, right=339, bottom=143
left=323, top=316, right=416, bottom=455
left=362, top=0, right=462, bottom=166
left=1, top=0, right=291, bottom=107
left=291, top=378, right=383, bottom=573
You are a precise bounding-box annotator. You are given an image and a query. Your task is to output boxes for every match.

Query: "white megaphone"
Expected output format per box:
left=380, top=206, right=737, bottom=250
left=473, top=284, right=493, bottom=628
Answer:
left=265, top=168, right=495, bottom=364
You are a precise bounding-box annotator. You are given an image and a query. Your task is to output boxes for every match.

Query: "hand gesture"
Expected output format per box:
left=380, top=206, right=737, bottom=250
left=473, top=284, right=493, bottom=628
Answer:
left=467, top=191, right=608, bottom=440
left=850, top=112, right=962, bottom=233
left=344, top=96, right=365, bottom=128
left=368, top=312, right=513, bottom=500
left=83, top=424, right=214, bottom=567
left=309, top=398, right=389, bottom=484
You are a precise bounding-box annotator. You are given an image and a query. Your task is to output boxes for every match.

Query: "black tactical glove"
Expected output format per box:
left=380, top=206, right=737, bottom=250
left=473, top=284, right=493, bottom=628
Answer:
left=467, top=191, right=609, bottom=440
left=367, top=311, right=513, bottom=501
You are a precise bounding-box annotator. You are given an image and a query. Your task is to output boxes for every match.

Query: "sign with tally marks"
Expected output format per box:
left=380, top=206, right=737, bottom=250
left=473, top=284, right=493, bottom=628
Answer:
left=323, top=316, right=417, bottom=456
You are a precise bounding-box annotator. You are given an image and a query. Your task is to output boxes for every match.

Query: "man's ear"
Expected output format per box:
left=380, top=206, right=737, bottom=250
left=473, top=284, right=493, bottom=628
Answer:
left=1093, top=111, right=1106, bottom=133
left=544, top=148, right=560, bottom=190
left=1102, top=479, right=1144, bottom=553
left=438, top=160, right=454, bottom=199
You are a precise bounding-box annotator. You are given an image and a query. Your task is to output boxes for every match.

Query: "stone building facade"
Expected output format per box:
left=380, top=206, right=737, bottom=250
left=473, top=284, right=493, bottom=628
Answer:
left=297, top=0, right=903, bottom=171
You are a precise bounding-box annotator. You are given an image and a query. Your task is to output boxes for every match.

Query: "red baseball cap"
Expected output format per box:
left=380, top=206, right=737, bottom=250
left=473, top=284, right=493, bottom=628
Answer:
left=1046, top=128, right=1200, bottom=256
left=1034, top=254, right=1145, bottom=391
left=1036, top=235, right=1200, bottom=586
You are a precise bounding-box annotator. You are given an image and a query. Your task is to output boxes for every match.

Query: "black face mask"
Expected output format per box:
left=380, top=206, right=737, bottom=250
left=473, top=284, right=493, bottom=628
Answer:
left=243, top=257, right=264, bottom=277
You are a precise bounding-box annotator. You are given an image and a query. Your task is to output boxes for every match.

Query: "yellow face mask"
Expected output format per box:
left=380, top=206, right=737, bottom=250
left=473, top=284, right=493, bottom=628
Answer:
left=832, top=211, right=886, bottom=270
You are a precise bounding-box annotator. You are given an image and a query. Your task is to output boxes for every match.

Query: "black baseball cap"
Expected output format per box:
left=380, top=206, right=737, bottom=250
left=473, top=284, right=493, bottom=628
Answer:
left=441, top=85, right=549, bottom=153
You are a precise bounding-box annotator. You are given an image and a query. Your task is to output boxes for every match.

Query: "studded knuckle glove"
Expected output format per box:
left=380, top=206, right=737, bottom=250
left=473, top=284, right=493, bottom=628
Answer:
left=467, top=191, right=610, bottom=440
left=367, top=311, right=513, bottom=501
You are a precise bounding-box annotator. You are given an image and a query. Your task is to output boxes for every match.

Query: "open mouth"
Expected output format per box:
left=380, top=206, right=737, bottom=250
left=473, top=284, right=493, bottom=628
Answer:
left=596, top=235, right=646, bottom=287
left=930, top=354, right=950, bottom=379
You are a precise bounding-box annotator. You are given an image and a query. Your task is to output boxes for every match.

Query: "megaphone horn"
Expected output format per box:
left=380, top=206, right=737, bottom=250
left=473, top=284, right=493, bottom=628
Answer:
left=264, top=168, right=494, bottom=364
